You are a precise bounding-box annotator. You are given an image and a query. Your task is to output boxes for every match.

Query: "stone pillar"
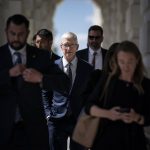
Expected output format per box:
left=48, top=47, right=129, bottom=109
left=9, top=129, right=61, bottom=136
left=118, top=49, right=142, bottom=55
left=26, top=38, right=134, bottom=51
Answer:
left=92, top=0, right=128, bottom=48
left=140, top=0, right=150, bottom=77
left=115, top=0, right=128, bottom=42
left=0, top=0, right=62, bottom=45
left=102, top=0, right=119, bottom=48
left=125, top=0, right=141, bottom=46
left=0, top=0, right=5, bottom=45
left=0, top=0, right=23, bottom=45
left=92, top=0, right=110, bottom=48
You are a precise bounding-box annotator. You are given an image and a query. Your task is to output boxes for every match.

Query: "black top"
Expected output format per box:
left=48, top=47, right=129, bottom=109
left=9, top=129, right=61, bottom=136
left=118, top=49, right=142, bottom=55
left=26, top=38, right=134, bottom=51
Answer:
left=85, top=76, right=150, bottom=150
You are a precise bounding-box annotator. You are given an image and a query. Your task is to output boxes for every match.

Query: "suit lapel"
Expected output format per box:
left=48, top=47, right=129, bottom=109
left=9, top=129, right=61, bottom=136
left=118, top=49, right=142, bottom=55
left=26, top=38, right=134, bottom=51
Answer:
left=70, top=59, right=83, bottom=93
left=56, top=58, right=64, bottom=70
left=4, top=44, right=14, bottom=67
left=101, top=48, right=107, bottom=66
left=84, top=48, right=89, bottom=61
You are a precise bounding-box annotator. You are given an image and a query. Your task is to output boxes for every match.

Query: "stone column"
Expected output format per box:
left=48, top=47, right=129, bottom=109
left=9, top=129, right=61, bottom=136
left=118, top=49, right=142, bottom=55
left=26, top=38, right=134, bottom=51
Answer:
left=92, top=0, right=110, bottom=48
left=0, top=0, right=23, bottom=45
left=140, top=0, right=150, bottom=76
left=92, top=0, right=128, bottom=48
left=0, top=0, right=62, bottom=45
left=0, top=0, right=6, bottom=45
left=115, top=0, right=128, bottom=42
left=125, top=0, right=141, bottom=46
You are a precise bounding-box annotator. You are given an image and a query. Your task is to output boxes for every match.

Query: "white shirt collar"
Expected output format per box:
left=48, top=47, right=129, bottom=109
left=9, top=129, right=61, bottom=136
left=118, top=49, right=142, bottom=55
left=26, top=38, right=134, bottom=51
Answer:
left=89, top=47, right=101, bottom=55
left=62, top=56, right=78, bottom=68
left=9, top=45, right=27, bottom=64
left=9, top=45, right=27, bottom=56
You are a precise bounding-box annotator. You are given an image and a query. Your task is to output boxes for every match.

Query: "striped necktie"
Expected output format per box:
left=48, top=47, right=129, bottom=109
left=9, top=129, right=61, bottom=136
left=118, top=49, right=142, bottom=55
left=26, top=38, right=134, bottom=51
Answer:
left=14, top=52, right=22, bottom=65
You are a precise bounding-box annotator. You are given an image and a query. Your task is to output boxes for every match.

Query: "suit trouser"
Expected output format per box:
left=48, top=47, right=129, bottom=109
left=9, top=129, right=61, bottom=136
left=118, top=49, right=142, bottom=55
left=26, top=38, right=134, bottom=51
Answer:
left=8, top=122, right=50, bottom=150
left=47, top=118, right=86, bottom=150
left=8, top=122, right=28, bottom=150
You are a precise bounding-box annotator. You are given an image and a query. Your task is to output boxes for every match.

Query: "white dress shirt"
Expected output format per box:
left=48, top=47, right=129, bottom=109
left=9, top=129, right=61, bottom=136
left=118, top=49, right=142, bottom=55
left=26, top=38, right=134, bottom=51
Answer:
left=9, top=45, right=27, bottom=65
left=88, top=47, right=103, bottom=70
left=62, top=56, right=77, bottom=86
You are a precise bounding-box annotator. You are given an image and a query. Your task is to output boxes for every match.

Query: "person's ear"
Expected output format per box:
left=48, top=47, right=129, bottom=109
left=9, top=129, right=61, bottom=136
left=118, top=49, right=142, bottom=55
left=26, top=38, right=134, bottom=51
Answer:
left=49, top=40, right=53, bottom=44
left=27, top=29, right=30, bottom=37
left=101, top=36, right=104, bottom=42
left=76, top=44, right=79, bottom=50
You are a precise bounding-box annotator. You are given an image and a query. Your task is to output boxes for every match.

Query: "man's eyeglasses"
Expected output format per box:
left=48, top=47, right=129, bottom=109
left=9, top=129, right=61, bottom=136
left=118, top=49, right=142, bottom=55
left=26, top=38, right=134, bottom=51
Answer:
left=61, top=44, right=77, bottom=48
left=88, top=35, right=101, bottom=40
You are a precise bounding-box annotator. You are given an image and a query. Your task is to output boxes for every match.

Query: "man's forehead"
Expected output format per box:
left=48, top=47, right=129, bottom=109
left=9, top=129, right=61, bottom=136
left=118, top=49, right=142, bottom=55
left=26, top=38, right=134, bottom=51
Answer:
left=36, top=35, right=51, bottom=41
left=8, top=22, right=26, bottom=29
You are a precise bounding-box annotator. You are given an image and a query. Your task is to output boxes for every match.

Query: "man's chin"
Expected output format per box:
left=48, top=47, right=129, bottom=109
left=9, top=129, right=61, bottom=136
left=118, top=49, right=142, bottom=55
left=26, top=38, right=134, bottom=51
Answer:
left=92, top=47, right=100, bottom=51
left=10, top=44, right=25, bottom=50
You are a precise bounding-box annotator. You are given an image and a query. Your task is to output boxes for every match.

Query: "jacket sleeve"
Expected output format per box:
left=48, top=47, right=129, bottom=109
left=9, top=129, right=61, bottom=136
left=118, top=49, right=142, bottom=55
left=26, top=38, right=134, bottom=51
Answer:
left=42, top=63, right=70, bottom=96
left=42, top=89, right=51, bottom=119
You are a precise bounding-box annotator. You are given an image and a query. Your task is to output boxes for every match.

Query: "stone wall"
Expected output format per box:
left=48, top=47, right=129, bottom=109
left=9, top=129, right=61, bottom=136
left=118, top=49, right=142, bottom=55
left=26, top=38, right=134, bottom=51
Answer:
left=0, top=0, right=149, bottom=74
left=93, top=0, right=150, bottom=76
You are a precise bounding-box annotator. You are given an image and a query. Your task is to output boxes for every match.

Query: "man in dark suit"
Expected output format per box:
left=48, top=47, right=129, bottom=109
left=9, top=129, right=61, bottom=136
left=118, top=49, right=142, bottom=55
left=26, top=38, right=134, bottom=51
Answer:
left=33, top=29, right=61, bottom=107
left=32, top=28, right=60, bottom=61
left=76, top=25, right=107, bottom=70
left=0, top=14, right=69, bottom=150
left=43, top=32, right=94, bottom=150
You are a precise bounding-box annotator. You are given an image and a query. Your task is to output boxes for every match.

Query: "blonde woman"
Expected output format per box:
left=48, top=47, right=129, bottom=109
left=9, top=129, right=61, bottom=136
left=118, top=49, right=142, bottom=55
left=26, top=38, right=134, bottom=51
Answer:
left=85, top=41, right=150, bottom=150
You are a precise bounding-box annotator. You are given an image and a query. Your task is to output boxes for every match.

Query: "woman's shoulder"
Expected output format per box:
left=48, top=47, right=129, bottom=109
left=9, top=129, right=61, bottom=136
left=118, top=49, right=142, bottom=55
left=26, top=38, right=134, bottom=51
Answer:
left=143, top=76, right=150, bottom=82
left=91, top=69, right=102, bottom=77
left=142, top=76, right=150, bottom=89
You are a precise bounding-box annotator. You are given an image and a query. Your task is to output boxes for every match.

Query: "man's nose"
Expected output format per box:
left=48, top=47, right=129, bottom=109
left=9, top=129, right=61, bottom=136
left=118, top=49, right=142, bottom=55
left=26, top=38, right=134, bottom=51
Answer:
left=124, top=64, right=130, bottom=69
left=14, top=35, right=19, bottom=41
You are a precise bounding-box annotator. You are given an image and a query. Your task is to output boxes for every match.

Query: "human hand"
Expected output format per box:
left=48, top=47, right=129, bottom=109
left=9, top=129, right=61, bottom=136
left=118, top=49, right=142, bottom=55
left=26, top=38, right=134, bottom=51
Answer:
left=107, top=106, right=122, bottom=121
left=120, top=108, right=142, bottom=124
left=9, top=64, right=26, bottom=77
left=22, top=68, right=43, bottom=83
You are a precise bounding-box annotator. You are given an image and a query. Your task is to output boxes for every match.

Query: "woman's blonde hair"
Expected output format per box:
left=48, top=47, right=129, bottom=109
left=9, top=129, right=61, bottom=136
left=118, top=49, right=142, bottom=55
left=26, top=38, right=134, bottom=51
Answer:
left=110, top=41, right=146, bottom=94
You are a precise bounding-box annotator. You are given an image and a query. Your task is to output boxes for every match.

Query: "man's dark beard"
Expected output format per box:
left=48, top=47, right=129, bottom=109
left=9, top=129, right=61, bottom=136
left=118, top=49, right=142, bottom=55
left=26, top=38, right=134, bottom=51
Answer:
left=9, top=41, right=25, bottom=51
left=90, top=43, right=100, bottom=50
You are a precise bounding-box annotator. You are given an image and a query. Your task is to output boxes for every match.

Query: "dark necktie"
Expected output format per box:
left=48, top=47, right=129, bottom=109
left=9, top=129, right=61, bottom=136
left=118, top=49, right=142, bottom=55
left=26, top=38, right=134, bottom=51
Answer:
left=13, top=52, right=23, bottom=122
left=92, top=52, right=97, bottom=68
left=14, top=52, right=22, bottom=65
left=66, top=63, right=73, bottom=116
left=67, top=63, right=72, bottom=87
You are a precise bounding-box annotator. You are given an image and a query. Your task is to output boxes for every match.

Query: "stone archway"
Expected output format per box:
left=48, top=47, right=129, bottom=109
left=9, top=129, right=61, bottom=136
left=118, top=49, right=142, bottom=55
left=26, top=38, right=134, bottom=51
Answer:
left=0, top=0, right=149, bottom=76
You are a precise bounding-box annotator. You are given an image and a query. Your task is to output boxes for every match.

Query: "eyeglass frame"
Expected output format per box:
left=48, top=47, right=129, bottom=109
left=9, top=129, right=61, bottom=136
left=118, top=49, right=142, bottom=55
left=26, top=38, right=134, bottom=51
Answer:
left=61, top=43, right=78, bottom=48
left=88, top=35, right=101, bottom=40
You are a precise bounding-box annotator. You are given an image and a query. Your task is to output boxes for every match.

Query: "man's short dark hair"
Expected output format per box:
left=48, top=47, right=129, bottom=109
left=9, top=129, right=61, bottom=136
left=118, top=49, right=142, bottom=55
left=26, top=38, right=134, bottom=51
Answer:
left=36, top=29, right=53, bottom=41
left=88, top=25, right=103, bottom=35
left=6, top=14, right=29, bottom=29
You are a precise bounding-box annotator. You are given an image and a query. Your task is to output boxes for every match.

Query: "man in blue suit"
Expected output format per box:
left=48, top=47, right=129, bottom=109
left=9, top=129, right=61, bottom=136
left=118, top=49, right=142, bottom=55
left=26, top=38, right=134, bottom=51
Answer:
left=76, top=25, right=107, bottom=70
left=0, top=14, right=69, bottom=150
left=43, top=32, right=94, bottom=150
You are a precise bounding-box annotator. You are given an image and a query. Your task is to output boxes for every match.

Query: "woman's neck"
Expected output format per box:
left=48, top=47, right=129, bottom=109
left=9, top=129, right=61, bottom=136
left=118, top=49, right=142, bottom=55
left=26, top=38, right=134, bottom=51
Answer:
left=119, top=74, right=133, bottom=82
